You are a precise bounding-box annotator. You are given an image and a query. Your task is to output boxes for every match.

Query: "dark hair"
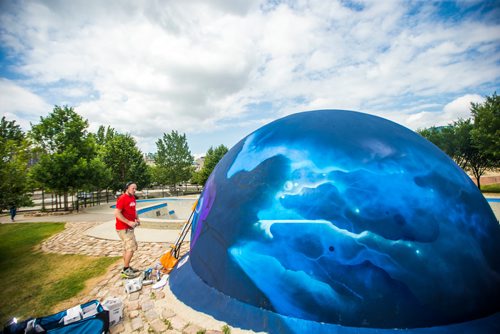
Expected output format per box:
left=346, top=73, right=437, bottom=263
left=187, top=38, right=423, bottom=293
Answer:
left=124, top=181, right=135, bottom=191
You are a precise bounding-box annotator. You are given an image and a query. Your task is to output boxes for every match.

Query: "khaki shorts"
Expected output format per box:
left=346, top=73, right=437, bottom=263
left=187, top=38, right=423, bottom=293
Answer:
left=117, top=229, right=138, bottom=252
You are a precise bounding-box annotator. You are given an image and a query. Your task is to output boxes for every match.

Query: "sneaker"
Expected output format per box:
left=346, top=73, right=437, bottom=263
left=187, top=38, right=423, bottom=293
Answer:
left=121, top=268, right=141, bottom=279
left=129, top=267, right=141, bottom=273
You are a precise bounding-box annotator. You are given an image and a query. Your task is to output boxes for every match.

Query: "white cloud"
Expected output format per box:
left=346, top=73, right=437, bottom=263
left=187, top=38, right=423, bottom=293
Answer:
left=390, top=94, right=485, bottom=130
left=442, top=94, right=485, bottom=119
left=0, top=79, right=51, bottom=129
left=0, top=0, right=498, bottom=153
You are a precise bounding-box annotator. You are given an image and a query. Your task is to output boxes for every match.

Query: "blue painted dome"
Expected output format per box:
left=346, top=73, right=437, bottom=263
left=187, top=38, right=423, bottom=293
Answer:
left=188, top=109, right=500, bottom=329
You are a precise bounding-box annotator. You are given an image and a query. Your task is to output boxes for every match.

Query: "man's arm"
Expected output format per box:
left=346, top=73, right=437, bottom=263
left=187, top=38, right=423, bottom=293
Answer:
left=114, top=208, right=138, bottom=228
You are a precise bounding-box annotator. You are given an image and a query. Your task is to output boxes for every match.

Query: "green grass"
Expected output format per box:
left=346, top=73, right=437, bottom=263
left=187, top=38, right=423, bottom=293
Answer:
left=222, top=324, right=231, bottom=334
left=0, top=223, right=119, bottom=324
left=481, top=183, right=500, bottom=193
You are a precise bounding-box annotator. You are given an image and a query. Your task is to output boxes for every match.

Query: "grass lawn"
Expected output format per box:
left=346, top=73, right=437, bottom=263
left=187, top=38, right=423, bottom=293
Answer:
left=481, top=183, right=500, bottom=193
left=0, top=223, right=119, bottom=324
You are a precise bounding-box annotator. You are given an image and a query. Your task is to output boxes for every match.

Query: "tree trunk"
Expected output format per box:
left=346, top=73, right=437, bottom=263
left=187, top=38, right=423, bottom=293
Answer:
left=41, top=188, right=45, bottom=211
left=76, top=189, right=79, bottom=212
left=471, top=165, right=481, bottom=190
left=64, top=192, right=69, bottom=211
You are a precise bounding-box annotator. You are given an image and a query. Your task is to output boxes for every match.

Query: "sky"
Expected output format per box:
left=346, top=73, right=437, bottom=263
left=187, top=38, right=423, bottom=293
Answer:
left=0, top=0, right=499, bottom=156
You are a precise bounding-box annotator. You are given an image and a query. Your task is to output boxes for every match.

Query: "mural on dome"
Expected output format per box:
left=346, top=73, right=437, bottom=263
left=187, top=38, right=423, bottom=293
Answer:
left=187, top=109, right=500, bottom=330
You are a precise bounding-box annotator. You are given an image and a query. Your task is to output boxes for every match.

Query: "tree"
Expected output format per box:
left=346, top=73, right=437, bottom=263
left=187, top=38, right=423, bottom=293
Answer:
left=30, top=106, right=95, bottom=157
left=418, top=118, right=494, bottom=189
left=190, top=168, right=202, bottom=186
left=101, top=133, right=150, bottom=192
left=417, top=126, right=466, bottom=168
left=470, top=92, right=500, bottom=166
left=453, top=119, right=492, bottom=189
left=0, top=117, right=33, bottom=212
left=86, top=157, right=112, bottom=193
left=154, top=131, right=193, bottom=194
left=197, top=145, right=228, bottom=186
left=30, top=106, right=98, bottom=209
left=94, top=125, right=117, bottom=147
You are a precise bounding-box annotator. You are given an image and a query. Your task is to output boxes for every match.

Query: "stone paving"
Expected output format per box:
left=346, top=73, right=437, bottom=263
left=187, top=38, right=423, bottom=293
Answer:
left=39, top=222, right=252, bottom=334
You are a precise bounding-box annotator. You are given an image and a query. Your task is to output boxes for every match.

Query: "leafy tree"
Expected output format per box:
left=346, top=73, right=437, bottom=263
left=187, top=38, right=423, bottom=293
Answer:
left=470, top=92, right=500, bottom=166
left=29, top=106, right=98, bottom=209
left=417, top=126, right=467, bottom=168
left=86, top=157, right=112, bottom=192
left=94, top=125, right=117, bottom=147
left=197, top=145, right=228, bottom=186
left=190, top=169, right=202, bottom=185
left=0, top=117, right=33, bottom=212
left=154, top=131, right=193, bottom=193
left=30, top=106, right=95, bottom=157
left=418, top=116, right=496, bottom=189
left=453, top=119, right=492, bottom=189
left=101, top=133, right=150, bottom=192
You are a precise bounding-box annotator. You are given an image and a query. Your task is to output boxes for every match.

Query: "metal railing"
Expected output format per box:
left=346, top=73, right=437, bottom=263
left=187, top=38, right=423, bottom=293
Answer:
left=14, top=185, right=202, bottom=213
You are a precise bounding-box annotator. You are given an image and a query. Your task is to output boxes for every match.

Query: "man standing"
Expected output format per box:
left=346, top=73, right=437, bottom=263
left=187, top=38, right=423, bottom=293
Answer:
left=115, top=181, right=141, bottom=278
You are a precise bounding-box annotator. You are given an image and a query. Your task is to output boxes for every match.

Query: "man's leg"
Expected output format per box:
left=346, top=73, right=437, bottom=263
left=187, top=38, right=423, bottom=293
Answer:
left=123, top=250, right=134, bottom=267
left=117, top=229, right=137, bottom=270
left=117, top=229, right=139, bottom=276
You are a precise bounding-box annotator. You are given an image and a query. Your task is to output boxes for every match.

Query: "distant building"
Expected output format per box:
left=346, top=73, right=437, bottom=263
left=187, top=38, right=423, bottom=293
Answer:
left=194, top=156, right=205, bottom=172
left=143, top=153, right=156, bottom=166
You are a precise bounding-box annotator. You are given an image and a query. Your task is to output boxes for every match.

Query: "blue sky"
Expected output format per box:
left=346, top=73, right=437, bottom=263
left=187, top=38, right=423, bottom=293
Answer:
left=0, top=0, right=499, bottom=156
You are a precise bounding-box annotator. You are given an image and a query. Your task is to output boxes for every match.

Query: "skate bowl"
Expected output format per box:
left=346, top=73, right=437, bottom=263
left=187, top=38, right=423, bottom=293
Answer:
left=84, top=197, right=198, bottom=243
left=136, top=198, right=196, bottom=229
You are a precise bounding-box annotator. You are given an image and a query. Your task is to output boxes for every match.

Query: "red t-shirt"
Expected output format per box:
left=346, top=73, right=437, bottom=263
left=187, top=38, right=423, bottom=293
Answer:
left=115, top=193, right=137, bottom=230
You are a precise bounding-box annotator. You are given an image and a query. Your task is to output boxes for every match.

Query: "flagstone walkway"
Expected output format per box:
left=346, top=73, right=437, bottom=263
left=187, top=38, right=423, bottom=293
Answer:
left=39, top=222, right=254, bottom=334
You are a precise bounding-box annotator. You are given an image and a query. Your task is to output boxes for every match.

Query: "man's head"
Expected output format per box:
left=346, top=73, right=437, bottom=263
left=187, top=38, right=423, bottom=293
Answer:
left=124, top=181, right=137, bottom=196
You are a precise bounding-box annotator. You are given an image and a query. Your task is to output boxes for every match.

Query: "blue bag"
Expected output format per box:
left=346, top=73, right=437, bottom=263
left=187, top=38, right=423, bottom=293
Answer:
left=2, top=300, right=109, bottom=334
